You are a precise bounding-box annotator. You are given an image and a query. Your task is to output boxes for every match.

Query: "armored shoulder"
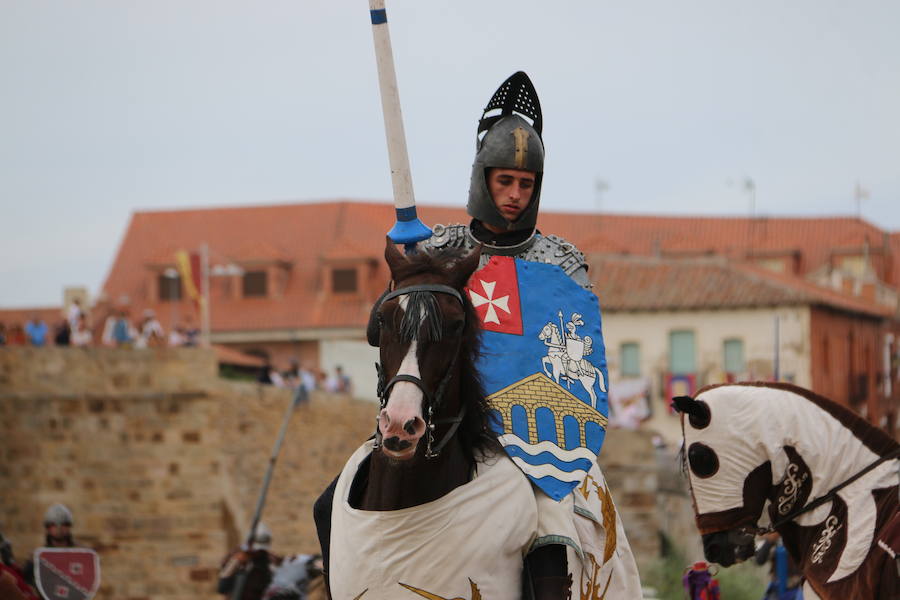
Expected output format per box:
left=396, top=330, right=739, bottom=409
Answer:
left=524, top=234, right=587, bottom=273
left=419, top=223, right=473, bottom=252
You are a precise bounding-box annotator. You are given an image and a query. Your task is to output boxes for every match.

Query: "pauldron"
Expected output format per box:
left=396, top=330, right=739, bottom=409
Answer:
left=421, top=224, right=589, bottom=288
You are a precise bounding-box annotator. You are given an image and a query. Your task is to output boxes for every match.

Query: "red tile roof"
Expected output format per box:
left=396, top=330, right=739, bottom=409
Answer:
left=589, top=255, right=893, bottom=318
left=99, top=201, right=898, bottom=334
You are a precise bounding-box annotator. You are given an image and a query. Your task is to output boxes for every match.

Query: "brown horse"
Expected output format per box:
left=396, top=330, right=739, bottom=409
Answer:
left=673, top=382, right=899, bottom=600
left=313, top=241, right=573, bottom=599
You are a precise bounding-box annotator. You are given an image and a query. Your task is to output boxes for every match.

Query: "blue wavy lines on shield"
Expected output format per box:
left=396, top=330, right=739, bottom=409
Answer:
left=535, top=406, right=557, bottom=445
left=503, top=445, right=594, bottom=474
left=585, top=421, right=605, bottom=454
left=511, top=405, right=529, bottom=443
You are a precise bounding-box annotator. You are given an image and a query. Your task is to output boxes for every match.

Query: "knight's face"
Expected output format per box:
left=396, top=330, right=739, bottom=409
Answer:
left=46, top=523, right=71, bottom=545
left=487, top=168, right=535, bottom=223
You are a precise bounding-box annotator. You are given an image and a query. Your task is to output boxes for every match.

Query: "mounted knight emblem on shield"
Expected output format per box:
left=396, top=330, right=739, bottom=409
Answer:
left=34, top=547, right=100, bottom=600
left=467, top=256, right=609, bottom=501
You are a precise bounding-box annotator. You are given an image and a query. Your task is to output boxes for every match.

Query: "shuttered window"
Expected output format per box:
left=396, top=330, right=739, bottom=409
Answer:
left=620, top=342, right=641, bottom=377
left=669, top=330, right=696, bottom=375
left=723, top=338, right=745, bottom=374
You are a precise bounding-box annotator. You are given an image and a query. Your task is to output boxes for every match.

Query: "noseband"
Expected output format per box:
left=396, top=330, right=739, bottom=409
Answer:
left=371, top=283, right=467, bottom=459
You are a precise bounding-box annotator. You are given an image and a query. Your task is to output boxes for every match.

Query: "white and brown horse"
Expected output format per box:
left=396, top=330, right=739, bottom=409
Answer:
left=673, top=382, right=899, bottom=600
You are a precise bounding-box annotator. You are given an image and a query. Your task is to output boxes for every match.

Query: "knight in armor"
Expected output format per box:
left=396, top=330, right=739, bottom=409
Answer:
left=218, top=522, right=282, bottom=600
left=420, top=71, right=638, bottom=599
left=23, top=503, right=77, bottom=588
left=420, top=71, right=590, bottom=290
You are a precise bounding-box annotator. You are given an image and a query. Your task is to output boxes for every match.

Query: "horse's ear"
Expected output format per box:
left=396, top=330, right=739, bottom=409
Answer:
left=671, top=396, right=695, bottom=413
left=671, top=395, right=711, bottom=429
left=384, top=237, right=407, bottom=278
left=450, top=244, right=483, bottom=289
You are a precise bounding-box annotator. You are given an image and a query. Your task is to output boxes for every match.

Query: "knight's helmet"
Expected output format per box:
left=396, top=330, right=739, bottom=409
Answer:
left=467, top=71, right=545, bottom=232
left=43, top=503, right=73, bottom=527
left=251, top=522, right=272, bottom=550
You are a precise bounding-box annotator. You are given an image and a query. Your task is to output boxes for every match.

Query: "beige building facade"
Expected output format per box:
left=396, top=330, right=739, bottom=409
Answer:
left=603, top=305, right=811, bottom=444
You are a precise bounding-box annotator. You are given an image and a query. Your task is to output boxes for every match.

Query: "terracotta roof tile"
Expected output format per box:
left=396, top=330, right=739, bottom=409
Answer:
left=589, top=254, right=892, bottom=318
left=99, top=202, right=898, bottom=334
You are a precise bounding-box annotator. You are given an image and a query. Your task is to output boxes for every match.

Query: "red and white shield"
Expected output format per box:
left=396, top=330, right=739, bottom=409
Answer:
left=34, top=548, right=100, bottom=600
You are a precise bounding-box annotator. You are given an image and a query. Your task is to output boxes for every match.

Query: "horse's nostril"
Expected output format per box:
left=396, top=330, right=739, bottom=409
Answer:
left=384, top=437, right=412, bottom=452
left=404, top=418, right=422, bottom=436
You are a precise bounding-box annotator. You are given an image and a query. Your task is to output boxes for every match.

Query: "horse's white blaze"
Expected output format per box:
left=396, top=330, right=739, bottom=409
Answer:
left=384, top=339, right=424, bottom=422
left=687, top=385, right=898, bottom=581
left=380, top=294, right=425, bottom=439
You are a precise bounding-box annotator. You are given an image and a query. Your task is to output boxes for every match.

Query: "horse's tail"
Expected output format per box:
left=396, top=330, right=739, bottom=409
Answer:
left=596, top=366, right=607, bottom=393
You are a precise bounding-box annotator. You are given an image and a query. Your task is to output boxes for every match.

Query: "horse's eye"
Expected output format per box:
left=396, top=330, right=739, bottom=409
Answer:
left=688, top=443, right=719, bottom=478
left=449, top=319, right=464, bottom=334
left=688, top=401, right=711, bottom=429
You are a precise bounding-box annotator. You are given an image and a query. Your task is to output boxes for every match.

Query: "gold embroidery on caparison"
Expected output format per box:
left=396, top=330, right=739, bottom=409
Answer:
left=512, top=127, right=529, bottom=169
left=595, top=481, right=617, bottom=563
left=399, top=578, right=482, bottom=600
left=580, top=553, right=613, bottom=600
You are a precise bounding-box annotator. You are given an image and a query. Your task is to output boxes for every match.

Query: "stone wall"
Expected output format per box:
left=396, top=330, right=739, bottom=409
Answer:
left=0, top=348, right=697, bottom=599
left=0, top=347, right=374, bottom=600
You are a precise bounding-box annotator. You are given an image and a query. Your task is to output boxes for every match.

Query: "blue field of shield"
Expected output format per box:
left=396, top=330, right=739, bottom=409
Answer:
left=486, top=372, right=609, bottom=501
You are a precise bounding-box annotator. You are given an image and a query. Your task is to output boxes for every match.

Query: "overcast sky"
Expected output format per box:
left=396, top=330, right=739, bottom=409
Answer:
left=2, top=0, right=898, bottom=308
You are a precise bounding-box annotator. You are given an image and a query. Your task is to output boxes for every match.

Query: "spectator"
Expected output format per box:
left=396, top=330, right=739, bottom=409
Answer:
left=24, top=316, right=48, bottom=347
left=299, top=363, right=317, bottom=393
left=71, top=314, right=93, bottom=347
left=325, top=366, right=352, bottom=395
left=0, top=322, right=6, bottom=346
left=755, top=532, right=802, bottom=600
left=66, top=299, right=84, bottom=329
left=136, top=309, right=165, bottom=348
left=54, top=320, right=71, bottom=346
left=102, top=309, right=136, bottom=348
left=7, top=324, right=26, bottom=346
left=257, top=357, right=285, bottom=387
left=168, top=324, right=187, bottom=347
left=183, top=315, right=201, bottom=346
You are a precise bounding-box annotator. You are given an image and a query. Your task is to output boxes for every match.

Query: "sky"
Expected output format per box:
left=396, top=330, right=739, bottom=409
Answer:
left=1, top=0, right=899, bottom=308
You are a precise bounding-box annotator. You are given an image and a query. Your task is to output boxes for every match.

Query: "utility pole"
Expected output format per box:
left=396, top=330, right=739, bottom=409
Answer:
left=854, top=181, right=869, bottom=218
left=200, top=243, right=210, bottom=347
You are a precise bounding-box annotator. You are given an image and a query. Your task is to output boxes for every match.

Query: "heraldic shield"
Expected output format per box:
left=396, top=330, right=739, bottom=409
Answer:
left=34, top=547, right=100, bottom=600
left=466, top=256, right=609, bottom=501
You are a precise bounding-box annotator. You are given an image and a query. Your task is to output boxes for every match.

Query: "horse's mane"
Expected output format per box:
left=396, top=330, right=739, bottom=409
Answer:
left=392, top=249, right=500, bottom=462
left=697, top=381, right=899, bottom=458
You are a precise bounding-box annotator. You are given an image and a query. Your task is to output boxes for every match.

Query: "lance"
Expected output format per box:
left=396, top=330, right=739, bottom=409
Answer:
left=368, top=0, right=432, bottom=250
left=230, top=384, right=307, bottom=600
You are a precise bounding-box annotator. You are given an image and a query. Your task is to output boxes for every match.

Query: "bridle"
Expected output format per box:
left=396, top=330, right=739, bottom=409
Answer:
left=371, top=283, right=468, bottom=459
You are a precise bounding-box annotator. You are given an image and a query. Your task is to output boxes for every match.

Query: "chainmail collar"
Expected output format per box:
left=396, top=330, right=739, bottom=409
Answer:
left=468, top=219, right=538, bottom=256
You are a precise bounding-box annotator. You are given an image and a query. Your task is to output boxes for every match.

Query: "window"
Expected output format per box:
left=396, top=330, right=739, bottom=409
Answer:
left=242, top=271, right=267, bottom=297
left=723, top=338, right=745, bottom=374
left=669, top=330, right=696, bottom=375
left=620, top=342, right=641, bottom=377
left=158, top=274, right=182, bottom=301
left=333, top=268, right=358, bottom=293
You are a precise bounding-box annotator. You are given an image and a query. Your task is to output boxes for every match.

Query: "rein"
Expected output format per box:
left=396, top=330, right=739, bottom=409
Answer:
left=757, top=445, right=900, bottom=534
left=372, top=282, right=467, bottom=459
